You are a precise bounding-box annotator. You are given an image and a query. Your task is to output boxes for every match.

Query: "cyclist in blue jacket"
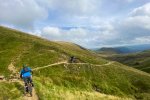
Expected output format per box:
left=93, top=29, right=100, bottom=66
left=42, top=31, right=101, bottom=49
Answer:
left=20, top=64, right=34, bottom=87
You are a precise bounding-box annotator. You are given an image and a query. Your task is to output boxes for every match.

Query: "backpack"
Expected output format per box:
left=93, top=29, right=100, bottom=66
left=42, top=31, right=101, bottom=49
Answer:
left=23, top=67, right=29, bottom=73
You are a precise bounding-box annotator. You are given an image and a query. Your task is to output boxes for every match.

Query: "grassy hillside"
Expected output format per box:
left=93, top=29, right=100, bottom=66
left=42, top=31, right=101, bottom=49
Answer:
left=0, top=82, right=23, bottom=100
left=0, top=26, right=150, bottom=99
left=105, top=50, right=150, bottom=73
left=0, top=26, right=107, bottom=76
left=33, top=62, right=150, bottom=100
left=96, top=47, right=120, bottom=55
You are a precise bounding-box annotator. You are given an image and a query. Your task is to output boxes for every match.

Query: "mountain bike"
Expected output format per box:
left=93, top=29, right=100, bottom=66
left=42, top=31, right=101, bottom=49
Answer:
left=24, top=77, right=32, bottom=97
left=69, top=57, right=81, bottom=63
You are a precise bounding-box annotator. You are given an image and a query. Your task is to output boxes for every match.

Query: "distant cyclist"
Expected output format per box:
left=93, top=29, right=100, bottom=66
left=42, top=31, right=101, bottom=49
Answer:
left=20, top=64, right=34, bottom=88
left=70, top=56, right=76, bottom=63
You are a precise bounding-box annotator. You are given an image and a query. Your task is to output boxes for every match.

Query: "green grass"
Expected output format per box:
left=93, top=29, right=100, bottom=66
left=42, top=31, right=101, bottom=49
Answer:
left=0, top=82, right=23, bottom=100
left=0, top=26, right=150, bottom=99
left=34, top=77, right=130, bottom=100
left=0, top=26, right=107, bottom=76
left=33, top=63, right=150, bottom=99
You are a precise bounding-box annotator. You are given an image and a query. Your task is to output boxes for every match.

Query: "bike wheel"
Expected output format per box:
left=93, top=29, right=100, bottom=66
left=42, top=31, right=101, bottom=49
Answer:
left=30, top=91, right=32, bottom=97
left=28, top=85, right=32, bottom=97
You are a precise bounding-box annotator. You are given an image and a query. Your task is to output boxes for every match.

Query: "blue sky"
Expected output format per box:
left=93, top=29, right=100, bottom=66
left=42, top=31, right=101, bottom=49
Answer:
left=0, top=0, right=150, bottom=48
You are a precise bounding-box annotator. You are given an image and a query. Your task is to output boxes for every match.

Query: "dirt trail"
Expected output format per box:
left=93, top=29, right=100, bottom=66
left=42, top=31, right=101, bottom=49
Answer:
left=8, top=63, right=17, bottom=74
left=23, top=88, right=39, bottom=100
left=33, top=61, right=115, bottom=71
left=93, top=61, right=114, bottom=66
left=7, top=63, right=39, bottom=100
left=33, top=61, right=68, bottom=71
left=3, top=61, right=115, bottom=100
left=8, top=79, right=38, bottom=100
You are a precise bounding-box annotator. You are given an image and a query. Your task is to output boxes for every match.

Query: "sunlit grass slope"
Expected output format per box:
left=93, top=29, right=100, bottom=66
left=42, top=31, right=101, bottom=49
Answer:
left=0, top=26, right=107, bottom=76
left=0, top=82, right=23, bottom=100
left=0, top=26, right=150, bottom=100
left=33, top=62, right=150, bottom=100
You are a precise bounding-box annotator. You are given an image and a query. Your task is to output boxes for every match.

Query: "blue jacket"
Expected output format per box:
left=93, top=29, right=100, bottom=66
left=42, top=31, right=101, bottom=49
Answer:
left=20, top=67, right=32, bottom=78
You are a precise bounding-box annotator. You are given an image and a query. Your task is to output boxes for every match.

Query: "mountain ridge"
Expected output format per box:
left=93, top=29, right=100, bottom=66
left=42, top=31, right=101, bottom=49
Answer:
left=105, top=50, right=150, bottom=73
left=96, top=44, right=150, bottom=54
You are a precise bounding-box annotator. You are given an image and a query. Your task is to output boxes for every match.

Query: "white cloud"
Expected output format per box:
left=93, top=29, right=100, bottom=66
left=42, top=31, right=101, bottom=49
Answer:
left=99, top=2, right=149, bottom=46
left=0, top=0, right=101, bottom=30
left=88, top=2, right=150, bottom=47
left=42, top=27, right=61, bottom=37
left=66, top=28, right=87, bottom=38
left=132, top=36, right=150, bottom=44
left=37, top=0, right=99, bottom=15
left=130, top=3, right=150, bottom=16
left=123, top=16, right=150, bottom=30
left=122, top=3, right=150, bottom=31
left=41, top=26, right=92, bottom=47
left=29, top=30, right=42, bottom=37
left=40, top=24, right=119, bottom=48
left=126, top=0, right=135, bottom=3
left=1, top=0, right=150, bottom=48
left=41, top=26, right=88, bottom=40
left=0, top=0, right=48, bottom=29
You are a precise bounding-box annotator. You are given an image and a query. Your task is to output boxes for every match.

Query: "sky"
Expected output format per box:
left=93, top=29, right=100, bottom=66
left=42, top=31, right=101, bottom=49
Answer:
left=0, top=0, right=150, bottom=48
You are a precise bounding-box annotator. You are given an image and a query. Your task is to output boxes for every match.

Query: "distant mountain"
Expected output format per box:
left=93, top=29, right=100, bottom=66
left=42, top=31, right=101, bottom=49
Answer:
left=105, top=50, right=150, bottom=73
left=97, top=47, right=130, bottom=54
left=96, top=44, right=150, bottom=54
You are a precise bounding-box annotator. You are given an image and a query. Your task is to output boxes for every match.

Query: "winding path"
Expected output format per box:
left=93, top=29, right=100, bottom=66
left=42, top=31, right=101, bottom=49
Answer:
left=33, top=61, right=115, bottom=71
left=33, top=61, right=68, bottom=71
left=7, top=63, right=39, bottom=100
left=2, top=61, right=115, bottom=100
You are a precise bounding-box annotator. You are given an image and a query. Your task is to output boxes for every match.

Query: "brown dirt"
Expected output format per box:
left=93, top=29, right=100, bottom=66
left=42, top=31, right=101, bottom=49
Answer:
left=23, top=88, right=39, bottom=100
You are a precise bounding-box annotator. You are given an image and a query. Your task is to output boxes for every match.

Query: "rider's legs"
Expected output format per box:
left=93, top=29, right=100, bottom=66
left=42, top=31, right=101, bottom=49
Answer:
left=28, top=76, right=34, bottom=87
left=23, top=77, right=34, bottom=87
left=23, top=77, right=28, bottom=93
left=23, top=77, right=28, bottom=86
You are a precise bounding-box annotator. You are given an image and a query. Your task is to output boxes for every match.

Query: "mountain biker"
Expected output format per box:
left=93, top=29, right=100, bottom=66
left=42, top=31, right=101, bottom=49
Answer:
left=20, top=64, right=34, bottom=88
left=70, top=56, right=75, bottom=63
